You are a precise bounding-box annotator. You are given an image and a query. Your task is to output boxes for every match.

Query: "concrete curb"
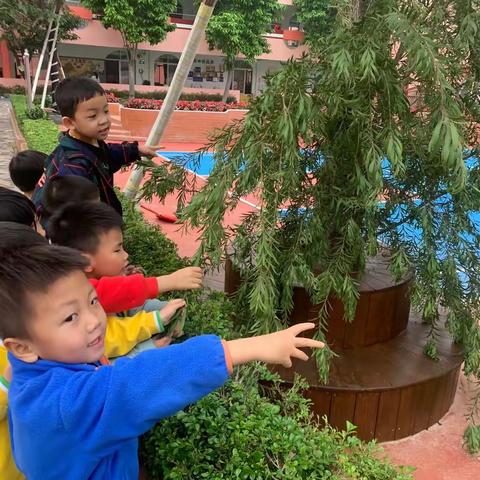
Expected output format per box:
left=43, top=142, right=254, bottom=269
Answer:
left=7, top=99, right=28, bottom=152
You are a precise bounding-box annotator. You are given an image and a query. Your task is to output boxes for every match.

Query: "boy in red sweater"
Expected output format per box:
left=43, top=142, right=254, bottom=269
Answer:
left=47, top=201, right=203, bottom=352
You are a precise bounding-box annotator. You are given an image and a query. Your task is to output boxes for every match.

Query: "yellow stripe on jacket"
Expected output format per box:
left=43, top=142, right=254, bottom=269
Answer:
left=0, top=310, right=164, bottom=479
left=104, top=310, right=163, bottom=358
left=1, top=340, right=24, bottom=480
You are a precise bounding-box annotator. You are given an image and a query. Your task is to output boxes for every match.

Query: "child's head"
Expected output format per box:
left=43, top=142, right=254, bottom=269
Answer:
left=0, top=221, right=47, bottom=251
left=0, top=186, right=37, bottom=227
left=47, top=201, right=128, bottom=278
left=9, top=150, right=46, bottom=196
left=0, top=244, right=107, bottom=364
left=42, top=175, right=100, bottom=218
left=55, top=76, right=110, bottom=142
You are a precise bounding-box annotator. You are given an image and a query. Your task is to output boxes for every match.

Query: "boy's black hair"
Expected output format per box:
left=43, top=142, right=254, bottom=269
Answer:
left=47, top=201, right=123, bottom=254
left=0, top=186, right=36, bottom=227
left=9, top=150, right=46, bottom=193
left=54, top=76, right=105, bottom=118
left=0, top=244, right=88, bottom=339
left=42, top=175, right=100, bottom=218
left=0, top=222, right=47, bottom=251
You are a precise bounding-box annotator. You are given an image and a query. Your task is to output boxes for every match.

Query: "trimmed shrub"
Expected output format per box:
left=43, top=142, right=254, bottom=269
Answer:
left=10, top=94, right=59, bottom=153
left=26, top=105, right=48, bottom=120
left=141, top=371, right=414, bottom=480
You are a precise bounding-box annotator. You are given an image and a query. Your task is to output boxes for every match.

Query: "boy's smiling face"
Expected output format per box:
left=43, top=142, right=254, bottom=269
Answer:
left=18, top=270, right=107, bottom=364
left=63, top=93, right=111, bottom=145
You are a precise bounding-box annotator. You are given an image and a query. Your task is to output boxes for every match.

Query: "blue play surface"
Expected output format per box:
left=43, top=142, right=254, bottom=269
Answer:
left=158, top=151, right=215, bottom=176
left=158, top=151, right=480, bottom=246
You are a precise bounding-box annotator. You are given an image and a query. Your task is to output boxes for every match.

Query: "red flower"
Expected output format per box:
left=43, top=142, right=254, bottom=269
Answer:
left=125, top=97, right=250, bottom=111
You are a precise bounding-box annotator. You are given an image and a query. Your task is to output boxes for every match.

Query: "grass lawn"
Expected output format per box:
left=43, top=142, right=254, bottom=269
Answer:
left=10, top=94, right=59, bottom=153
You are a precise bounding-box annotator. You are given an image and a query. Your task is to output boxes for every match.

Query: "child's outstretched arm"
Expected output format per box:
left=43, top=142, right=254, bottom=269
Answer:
left=104, top=299, right=186, bottom=358
left=156, top=266, right=203, bottom=292
left=104, top=311, right=164, bottom=359
left=226, top=323, right=324, bottom=368
left=107, top=142, right=162, bottom=173
left=15, top=324, right=323, bottom=461
left=91, top=269, right=202, bottom=314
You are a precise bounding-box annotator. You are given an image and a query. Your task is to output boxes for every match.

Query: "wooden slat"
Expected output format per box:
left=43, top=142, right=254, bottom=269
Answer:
left=325, top=297, right=347, bottom=348
left=412, top=381, right=433, bottom=434
left=353, top=392, right=380, bottom=441
left=307, top=389, right=332, bottom=422
left=427, top=377, right=445, bottom=429
left=329, top=392, right=356, bottom=432
left=343, top=294, right=370, bottom=348
left=375, top=390, right=400, bottom=441
left=395, top=386, right=417, bottom=439
left=392, top=282, right=411, bottom=337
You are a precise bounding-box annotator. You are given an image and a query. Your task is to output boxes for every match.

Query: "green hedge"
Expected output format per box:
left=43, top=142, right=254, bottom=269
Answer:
left=10, top=94, right=59, bottom=153
left=106, top=88, right=238, bottom=103
left=142, top=370, right=413, bottom=480
left=121, top=199, right=237, bottom=340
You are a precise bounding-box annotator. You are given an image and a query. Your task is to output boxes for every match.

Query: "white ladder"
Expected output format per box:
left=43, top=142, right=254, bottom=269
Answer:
left=31, top=4, right=64, bottom=108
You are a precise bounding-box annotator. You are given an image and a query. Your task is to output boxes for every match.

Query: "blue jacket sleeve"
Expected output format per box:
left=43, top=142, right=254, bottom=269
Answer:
left=59, top=335, right=230, bottom=456
left=107, top=142, right=140, bottom=174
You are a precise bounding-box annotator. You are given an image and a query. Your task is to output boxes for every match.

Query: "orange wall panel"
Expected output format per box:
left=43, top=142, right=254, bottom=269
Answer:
left=120, top=107, right=247, bottom=144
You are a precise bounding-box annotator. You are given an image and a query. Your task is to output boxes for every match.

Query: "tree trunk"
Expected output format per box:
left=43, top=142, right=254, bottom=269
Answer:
left=23, top=51, right=33, bottom=110
left=127, top=47, right=136, bottom=99
left=352, top=0, right=369, bottom=21
left=222, top=68, right=234, bottom=103
left=123, top=0, right=219, bottom=200
left=15, top=53, right=26, bottom=79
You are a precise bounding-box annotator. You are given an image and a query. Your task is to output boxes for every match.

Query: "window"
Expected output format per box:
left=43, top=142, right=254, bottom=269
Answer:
left=231, top=60, right=253, bottom=95
left=105, top=50, right=130, bottom=84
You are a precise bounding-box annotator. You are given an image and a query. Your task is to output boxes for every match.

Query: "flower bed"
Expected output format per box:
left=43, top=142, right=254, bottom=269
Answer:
left=124, top=97, right=249, bottom=111
left=105, top=91, right=120, bottom=103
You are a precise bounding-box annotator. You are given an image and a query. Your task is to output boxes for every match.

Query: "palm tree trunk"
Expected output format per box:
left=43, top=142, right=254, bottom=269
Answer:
left=124, top=0, right=219, bottom=200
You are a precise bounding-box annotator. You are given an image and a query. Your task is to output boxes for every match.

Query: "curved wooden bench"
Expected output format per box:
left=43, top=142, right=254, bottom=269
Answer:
left=271, top=315, right=462, bottom=441
left=225, top=253, right=462, bottom=441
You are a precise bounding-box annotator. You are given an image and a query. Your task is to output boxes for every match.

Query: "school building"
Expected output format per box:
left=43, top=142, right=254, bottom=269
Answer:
left=0, top=0, right=307, bottom=98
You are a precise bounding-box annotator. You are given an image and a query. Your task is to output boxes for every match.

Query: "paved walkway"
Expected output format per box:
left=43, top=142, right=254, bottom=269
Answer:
left=0, top=98, right=17, bottom=189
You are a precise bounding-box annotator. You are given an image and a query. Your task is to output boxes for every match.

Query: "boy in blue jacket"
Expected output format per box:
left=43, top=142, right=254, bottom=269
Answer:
left=32, top=76, right=160, bottom=222
left=0, top=245, right=323, bottom=480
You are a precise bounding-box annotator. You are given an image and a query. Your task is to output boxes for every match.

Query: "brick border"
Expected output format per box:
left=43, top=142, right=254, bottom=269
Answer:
left=8, top=100, right=28, bottom=152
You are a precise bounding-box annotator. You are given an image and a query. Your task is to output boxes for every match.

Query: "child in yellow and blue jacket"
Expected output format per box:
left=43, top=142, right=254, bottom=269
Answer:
left=0, top=222, right=187, bottom=479
left=0, top=306, right=169, bottom=479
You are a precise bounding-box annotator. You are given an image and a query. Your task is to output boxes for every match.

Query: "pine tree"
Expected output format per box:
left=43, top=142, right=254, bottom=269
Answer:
left=157, top=0, right=480, bottom=449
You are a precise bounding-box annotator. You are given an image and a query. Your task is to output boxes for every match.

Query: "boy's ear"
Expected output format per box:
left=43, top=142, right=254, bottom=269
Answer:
left=82, top=253, right=95, bottom=274
left=3, top=338, right=39, bottom=363
left=62, top=116, right=75, bottom=131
